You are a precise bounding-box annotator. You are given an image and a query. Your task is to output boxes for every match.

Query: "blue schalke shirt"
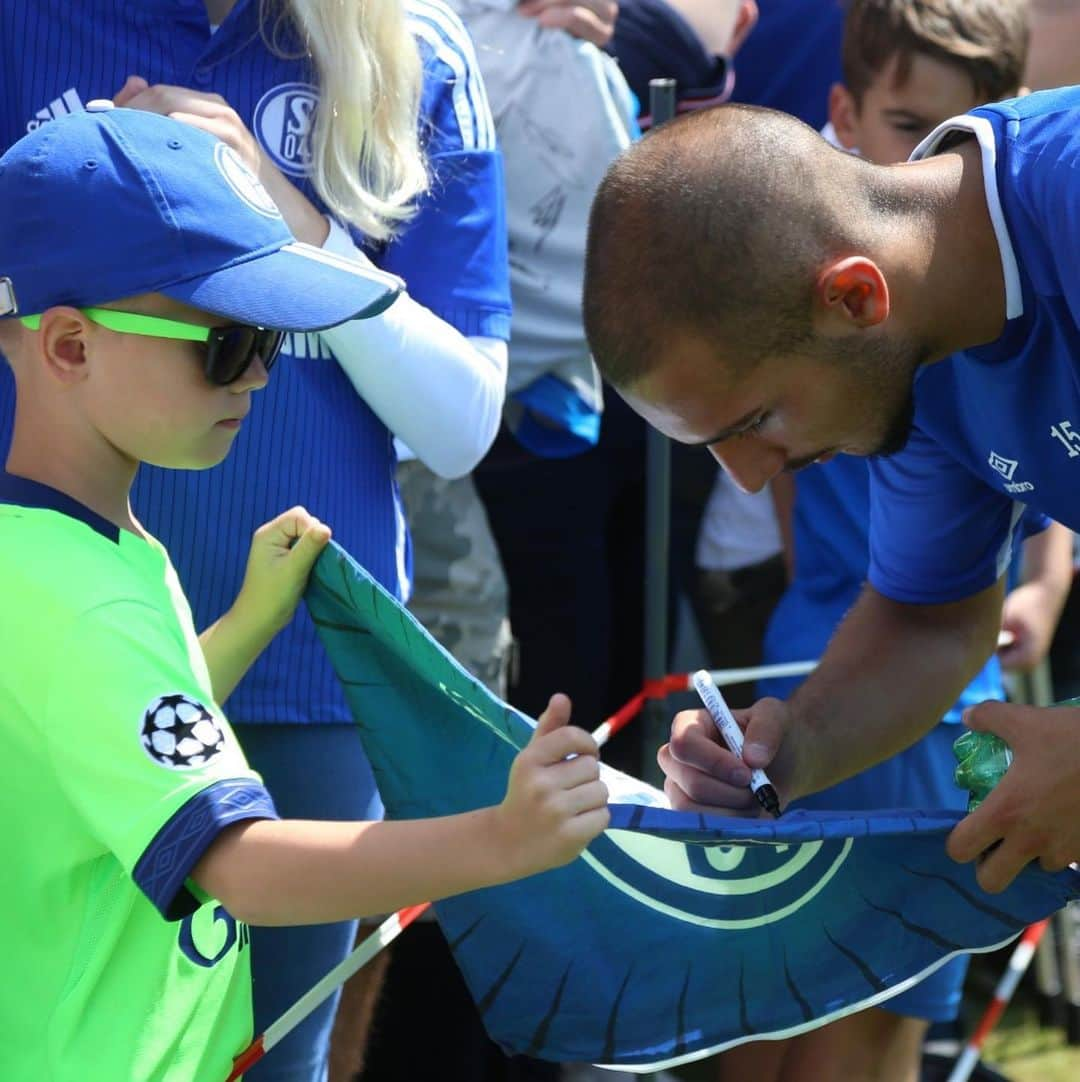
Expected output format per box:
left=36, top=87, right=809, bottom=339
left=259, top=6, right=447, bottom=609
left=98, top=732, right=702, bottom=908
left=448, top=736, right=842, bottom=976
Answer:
left=868, top=87, right=1080, bottom=605
left=0, top=0, right=510, bottom=724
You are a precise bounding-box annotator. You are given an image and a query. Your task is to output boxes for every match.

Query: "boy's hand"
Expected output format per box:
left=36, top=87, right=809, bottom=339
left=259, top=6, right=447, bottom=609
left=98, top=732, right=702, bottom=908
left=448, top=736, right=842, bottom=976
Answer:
left=495, top=694, right=610, bottom=878
left=234, top=507, right=332, bottom=637
left=998, top=581, right=1060, bottom=672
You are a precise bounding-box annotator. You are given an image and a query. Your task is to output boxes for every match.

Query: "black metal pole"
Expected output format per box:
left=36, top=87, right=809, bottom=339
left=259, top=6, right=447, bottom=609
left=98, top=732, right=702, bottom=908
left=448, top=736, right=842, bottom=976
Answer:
left=640, top=79, right=677, bottom=785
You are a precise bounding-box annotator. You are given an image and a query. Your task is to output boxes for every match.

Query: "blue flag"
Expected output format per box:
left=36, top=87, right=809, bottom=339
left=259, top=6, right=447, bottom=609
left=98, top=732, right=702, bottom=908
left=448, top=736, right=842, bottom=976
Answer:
left=306, top=541, right=1080, bottom=1072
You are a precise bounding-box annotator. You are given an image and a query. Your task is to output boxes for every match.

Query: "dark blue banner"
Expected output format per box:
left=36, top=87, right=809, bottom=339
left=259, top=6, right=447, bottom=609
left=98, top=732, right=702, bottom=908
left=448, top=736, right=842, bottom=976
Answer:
left=307, top=541, right=1080, bottom=1071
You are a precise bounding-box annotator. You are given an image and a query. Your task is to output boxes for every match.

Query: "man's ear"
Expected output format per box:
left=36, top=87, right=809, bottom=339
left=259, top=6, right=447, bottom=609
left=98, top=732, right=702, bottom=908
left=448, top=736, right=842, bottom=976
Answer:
left=37, top=308, right=92, bottom=386
left=815, top=256, right=890, bottom=332
left=828, top=83, right=861, bottom=151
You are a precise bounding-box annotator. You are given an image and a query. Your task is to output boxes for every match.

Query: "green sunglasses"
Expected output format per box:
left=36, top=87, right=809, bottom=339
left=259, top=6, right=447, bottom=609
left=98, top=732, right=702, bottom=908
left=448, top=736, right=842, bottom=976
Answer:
left=20, top=307, right=285, bottom=386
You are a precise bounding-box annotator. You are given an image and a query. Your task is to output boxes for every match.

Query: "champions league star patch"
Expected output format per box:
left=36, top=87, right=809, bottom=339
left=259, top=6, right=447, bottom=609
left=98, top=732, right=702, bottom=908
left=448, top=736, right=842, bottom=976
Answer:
left=140, top=693, right=226, bottom=770
left=305, top=541, right=1080, bottom=1072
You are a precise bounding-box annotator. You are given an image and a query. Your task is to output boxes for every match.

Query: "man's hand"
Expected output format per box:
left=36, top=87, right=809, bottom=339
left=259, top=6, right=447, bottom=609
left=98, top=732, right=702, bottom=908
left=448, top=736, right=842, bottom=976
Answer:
left=947, top=700, right=1080, bottom=892
left=658, top=697, right=799, bottom=815
left=234, top=507, right=332, bottom=637
left=518, top=0, right=618, bottom=47
left=495, top=694, right=610, bottom=877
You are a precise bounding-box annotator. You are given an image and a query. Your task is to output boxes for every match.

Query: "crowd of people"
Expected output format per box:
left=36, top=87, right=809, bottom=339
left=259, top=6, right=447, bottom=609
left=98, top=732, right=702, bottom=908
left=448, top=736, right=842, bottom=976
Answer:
left=4, top=1, right=1080, bottom=1080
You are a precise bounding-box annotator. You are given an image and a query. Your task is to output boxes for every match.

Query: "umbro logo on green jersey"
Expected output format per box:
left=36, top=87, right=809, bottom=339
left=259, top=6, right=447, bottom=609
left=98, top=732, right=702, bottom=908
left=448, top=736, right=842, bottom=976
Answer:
left=140, top=693, right=226, bottom=769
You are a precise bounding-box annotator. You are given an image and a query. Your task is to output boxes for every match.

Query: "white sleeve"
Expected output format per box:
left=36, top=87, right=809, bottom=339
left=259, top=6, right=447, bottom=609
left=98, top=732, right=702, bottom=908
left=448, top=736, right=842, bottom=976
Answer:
left=317, top=217, right=508, bottom=479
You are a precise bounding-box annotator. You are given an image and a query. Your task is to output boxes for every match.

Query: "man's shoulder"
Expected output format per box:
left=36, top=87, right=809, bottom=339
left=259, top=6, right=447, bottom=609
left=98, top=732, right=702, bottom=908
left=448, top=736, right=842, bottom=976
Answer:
left=974, top=87, right=1080, bottom=161
left=976, top=86, right=1080, bottom=125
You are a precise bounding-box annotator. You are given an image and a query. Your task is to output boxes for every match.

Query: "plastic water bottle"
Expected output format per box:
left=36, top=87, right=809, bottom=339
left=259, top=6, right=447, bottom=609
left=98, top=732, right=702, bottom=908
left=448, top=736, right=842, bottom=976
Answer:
left=953, top=695, right=1080, bottom=810
left=953, top=730, right=1013, bottom=811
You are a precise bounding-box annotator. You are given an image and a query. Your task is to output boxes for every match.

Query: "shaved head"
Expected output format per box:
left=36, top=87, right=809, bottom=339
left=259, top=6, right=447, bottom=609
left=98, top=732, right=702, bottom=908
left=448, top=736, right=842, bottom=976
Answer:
left=583, top=103, right=900, bottom=389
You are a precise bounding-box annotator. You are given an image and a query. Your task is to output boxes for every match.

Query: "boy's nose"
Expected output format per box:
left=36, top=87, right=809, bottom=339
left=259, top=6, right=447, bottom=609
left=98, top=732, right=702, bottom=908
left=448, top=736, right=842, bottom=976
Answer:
left=232, top=352, right=270, bottom=392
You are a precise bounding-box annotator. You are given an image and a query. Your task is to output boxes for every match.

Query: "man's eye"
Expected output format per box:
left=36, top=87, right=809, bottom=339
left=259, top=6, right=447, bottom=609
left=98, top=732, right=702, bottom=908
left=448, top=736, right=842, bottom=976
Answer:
left=737, top=413, right=770, bottom=438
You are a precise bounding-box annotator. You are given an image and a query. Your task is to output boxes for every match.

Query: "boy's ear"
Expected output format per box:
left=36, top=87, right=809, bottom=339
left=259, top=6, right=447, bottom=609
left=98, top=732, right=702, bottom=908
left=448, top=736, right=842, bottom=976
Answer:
left=814, top=256, right=890, bottom=333
left=828, top=83, right=861, bottom=150
left=38, top=308, right=91, bottom=386
left=727, top=0, right=758, bottom=57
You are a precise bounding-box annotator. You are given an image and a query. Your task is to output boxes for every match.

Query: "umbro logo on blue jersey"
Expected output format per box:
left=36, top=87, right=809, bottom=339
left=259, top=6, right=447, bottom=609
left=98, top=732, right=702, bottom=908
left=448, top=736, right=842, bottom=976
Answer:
left=26, top=88, right=84, bottom=132
left=988, top=450, right=1018, bottom=480
left=989, top=450, right=1034, bottom=493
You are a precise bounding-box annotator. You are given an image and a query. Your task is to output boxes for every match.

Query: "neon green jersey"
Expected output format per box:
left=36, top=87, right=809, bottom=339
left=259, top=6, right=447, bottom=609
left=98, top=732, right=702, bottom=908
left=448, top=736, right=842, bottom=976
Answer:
left=0, top=475, right=278, bottom=1081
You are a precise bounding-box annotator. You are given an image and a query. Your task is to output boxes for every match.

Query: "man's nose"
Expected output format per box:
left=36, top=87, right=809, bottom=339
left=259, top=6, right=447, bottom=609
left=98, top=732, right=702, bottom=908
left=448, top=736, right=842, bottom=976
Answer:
left=708, top=439, right=785, bottom=493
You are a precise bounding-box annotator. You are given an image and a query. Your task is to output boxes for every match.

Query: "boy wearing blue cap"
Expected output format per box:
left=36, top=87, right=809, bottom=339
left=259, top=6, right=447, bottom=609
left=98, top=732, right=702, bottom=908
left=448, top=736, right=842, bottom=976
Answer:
left=0, top=105, right=610, bottom=1082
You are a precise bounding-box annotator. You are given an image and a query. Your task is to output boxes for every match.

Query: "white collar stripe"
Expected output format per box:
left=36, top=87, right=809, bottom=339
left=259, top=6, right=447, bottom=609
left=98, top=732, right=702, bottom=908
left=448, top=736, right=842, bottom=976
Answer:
left=909, top=115, right=1023, bottom=321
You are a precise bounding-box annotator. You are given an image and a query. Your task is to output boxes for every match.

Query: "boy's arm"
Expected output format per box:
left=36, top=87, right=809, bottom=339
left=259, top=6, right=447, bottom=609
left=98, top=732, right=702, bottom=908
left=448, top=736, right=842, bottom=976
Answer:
left=192, top=696, right=610, bottom=924
left=199, top=508, right=331, bottom=703
left=998, top=521, right=1073, bottom=672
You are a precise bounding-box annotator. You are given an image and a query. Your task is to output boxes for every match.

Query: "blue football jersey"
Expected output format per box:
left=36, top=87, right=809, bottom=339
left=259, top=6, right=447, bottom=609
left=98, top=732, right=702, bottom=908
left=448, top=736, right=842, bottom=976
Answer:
left=0, top=0, right=510, bottom=725
left=760, top=456, right=1046, bottom=721
left=869, top=87, right=1080, bottom=604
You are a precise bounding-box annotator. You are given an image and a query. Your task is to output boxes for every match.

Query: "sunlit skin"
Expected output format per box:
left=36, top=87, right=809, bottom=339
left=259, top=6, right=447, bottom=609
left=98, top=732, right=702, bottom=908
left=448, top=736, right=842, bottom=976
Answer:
left=621, top=337, right=919, bottom=493
left=73, top=294, right=270, bottom=470
left=614, top=135, right=1011, bottom=499
left=830, top=52, right=987, bottom=165
left=698, top=52, right=1014, bottom=1082
left=622, top=81, right=1080, bottom=902
left=3, top=292, right=269, bottom=531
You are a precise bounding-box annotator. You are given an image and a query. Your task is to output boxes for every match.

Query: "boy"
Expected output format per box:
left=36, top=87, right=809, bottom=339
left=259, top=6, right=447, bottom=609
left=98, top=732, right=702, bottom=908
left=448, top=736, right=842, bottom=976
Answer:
left=828, top=0, right=1029, bottom=166
left=0, top=105, right=610, bottom=1081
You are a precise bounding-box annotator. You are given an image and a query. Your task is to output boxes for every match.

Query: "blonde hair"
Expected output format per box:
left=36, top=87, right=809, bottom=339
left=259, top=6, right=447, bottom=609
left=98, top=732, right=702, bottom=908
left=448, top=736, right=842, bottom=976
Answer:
left=263, top=0, right=428, bottom=242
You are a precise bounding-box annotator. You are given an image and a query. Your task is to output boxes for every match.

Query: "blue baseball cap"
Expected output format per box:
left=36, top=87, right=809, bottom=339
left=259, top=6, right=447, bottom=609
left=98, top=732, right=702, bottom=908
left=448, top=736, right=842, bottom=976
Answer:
left=0, top=103, right=402, bottom=329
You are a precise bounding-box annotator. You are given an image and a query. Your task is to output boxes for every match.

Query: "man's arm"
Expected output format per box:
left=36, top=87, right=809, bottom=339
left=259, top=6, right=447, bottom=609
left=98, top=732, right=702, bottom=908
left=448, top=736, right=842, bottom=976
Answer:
left=786, top=579, right=1005, bottom=795
left=660, top=578, right=1005, bottom=811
